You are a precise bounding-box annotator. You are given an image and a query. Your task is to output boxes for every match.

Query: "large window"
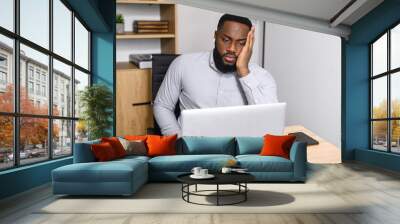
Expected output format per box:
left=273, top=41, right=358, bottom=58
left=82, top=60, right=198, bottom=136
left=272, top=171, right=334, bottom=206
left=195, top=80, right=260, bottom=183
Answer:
left=0, top=0, right=91, bottom=171
left=371, top=23, right=400, bottom=153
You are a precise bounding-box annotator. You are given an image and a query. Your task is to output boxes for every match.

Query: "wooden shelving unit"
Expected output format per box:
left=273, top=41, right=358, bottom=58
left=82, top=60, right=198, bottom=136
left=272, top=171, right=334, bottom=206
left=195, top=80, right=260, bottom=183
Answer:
left=117, top=0, right=173, bottom=5
left=116, top=0, right=177, bottom=136
left=116, top=32, right=175, bottom=40
left=116, top=62, right=140, bottom=70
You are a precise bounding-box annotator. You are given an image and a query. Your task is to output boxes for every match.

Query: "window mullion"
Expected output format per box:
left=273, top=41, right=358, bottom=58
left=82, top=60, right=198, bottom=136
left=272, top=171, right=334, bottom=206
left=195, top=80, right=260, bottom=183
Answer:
left=388, top=30, right=391, bottom=152
left=13, top=0, right=20, bottom=167
left=71, top=10, right=76, bottom=155
left=48, top=0, right=54, bottom=160
left=370, top=45, right=373, bottom=149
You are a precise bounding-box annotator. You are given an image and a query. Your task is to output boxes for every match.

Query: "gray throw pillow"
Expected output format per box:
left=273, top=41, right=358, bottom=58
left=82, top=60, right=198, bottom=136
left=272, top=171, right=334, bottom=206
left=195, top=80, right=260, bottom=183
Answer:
left=119, top=138, right=147, bottom=156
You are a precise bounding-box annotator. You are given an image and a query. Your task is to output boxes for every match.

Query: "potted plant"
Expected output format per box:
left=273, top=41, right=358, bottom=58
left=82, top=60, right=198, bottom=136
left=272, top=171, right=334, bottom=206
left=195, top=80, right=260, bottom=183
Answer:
left=79, top=84, right=113, bottom=140
left=116, top=14, right=125, bottom=34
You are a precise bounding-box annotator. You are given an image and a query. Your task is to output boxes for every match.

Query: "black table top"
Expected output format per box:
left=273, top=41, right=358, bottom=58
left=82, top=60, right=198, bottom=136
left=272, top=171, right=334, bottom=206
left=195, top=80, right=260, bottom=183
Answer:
left=177, top=172, right=255, bottom=185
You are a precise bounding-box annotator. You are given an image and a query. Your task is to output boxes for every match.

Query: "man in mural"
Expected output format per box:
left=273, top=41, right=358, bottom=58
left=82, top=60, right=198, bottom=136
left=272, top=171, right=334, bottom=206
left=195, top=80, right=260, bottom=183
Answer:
left=154, top=14, right=278, bottom=136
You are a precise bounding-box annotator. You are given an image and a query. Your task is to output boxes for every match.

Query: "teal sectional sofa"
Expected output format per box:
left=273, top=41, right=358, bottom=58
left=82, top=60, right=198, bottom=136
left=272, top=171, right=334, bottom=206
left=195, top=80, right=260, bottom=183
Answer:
left=52, top=137, right=307, bottom=196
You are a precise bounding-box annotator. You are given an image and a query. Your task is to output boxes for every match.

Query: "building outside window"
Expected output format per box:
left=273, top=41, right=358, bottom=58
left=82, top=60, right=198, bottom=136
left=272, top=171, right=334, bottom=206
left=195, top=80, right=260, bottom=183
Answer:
left=28, top=81, right=34, bottom=94
left=54, top=89, right=58, bottom=103
left=0, top=71, right=6, bottom=84
left=28, top=66, right=34, bottom=80
left=0, top=54, right=7, bottom=86
left=35, top=70, right=40, bottom=81
left=41, top=85, right=46, bottom=97
left=41, top=73, right=46, bottom=83
left=35, top=83, right=40, bottom=95
left=0, top=54, right=7, bottom=67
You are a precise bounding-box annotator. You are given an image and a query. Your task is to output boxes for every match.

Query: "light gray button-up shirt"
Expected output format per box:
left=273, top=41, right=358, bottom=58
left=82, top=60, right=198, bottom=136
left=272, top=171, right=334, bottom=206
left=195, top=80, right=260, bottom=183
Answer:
left=153, top=50, right=278, bottom=136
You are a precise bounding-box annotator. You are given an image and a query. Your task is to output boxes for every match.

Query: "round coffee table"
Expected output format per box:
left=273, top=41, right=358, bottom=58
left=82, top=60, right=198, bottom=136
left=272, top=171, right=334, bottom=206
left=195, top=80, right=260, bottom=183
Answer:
left=177, top=173, right=255, bottom=206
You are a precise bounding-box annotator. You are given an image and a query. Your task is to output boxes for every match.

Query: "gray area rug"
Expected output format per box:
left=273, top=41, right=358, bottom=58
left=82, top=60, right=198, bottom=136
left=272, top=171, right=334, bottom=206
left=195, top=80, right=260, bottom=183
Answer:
left=38, top=183, right=361, bottom=214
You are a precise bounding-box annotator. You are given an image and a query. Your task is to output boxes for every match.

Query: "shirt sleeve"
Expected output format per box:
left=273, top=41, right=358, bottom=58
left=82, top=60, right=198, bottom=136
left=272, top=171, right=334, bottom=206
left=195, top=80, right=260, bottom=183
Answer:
left=238, top=66, right=278, bottom=104
left=153, top=57, right=183, bottom=136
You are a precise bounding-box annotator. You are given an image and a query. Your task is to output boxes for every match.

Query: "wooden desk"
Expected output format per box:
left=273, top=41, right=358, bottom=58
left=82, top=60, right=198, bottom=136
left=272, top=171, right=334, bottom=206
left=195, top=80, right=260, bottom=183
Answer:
left=284, top=125, right=342, bottom=164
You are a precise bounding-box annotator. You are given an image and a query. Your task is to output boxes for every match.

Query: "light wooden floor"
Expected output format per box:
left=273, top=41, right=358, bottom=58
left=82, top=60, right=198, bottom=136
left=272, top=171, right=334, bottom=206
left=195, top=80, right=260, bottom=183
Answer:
left=1, top=162, right=400, bottom=224
left=284, top=125, right=342, bottom=164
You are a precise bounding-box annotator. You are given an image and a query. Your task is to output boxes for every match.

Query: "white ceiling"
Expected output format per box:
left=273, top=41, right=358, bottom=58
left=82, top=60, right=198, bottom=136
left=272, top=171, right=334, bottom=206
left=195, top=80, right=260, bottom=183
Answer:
left=176, top=0, right=384, bottom=38
left=222, top=0, right=352, bottom=22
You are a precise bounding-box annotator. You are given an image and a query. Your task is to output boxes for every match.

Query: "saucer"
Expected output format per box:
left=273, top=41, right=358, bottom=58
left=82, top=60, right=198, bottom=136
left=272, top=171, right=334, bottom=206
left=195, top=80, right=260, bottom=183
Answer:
left=190, top=174, right=215, bottom=179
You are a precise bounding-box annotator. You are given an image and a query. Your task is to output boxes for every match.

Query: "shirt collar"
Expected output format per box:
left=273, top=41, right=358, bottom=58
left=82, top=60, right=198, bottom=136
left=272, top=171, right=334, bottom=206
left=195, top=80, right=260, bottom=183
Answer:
left=208, top=50, right=220, bottom=72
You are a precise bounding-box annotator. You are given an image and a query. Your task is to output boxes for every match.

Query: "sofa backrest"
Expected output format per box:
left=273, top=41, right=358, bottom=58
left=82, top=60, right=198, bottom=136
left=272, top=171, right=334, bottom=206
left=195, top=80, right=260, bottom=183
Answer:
left=73, top=139, right=100, bottom=163
left=179, top=136, right=236, bottom=155
left=235, top=137, right=264, bottom=155
left=74, top=136, right=273, bottom=160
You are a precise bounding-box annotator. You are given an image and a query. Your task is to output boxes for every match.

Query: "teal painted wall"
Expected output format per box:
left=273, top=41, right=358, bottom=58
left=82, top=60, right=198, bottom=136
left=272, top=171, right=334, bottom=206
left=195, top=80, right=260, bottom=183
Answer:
left=0, top=0, right=115, bottom=200
left=355, top=148, right=400, bottom=172
left=92, top=32, right=115, bottom=135
left=343, top=0, right=400, bottom=171
left=91, top=0, right=116, bottom=135
left=0, top=158, right=72, bottom=199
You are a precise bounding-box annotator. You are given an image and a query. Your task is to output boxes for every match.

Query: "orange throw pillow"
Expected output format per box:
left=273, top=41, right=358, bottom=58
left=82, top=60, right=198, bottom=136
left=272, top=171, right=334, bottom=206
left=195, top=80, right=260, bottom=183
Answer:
left=124, top=135, right=148, bottom=141
left=259, top=134, right=296, bottom=159
left=101, top=137, right=127, bottom=158
left=146, top=135, right=177, bottom=157
left=91, top=142, right=117, bottom=162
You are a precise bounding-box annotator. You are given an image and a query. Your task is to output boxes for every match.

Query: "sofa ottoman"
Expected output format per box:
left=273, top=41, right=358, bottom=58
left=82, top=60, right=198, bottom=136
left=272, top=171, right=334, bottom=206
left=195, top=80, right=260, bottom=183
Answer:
left=52, top=141, right=149, bottom=196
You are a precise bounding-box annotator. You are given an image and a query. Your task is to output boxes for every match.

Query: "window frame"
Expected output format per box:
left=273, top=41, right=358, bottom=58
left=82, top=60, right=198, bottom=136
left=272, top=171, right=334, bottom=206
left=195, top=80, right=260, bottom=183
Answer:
left=0, top=0, right=92, bottom=171
left=370, top=21, right=400, bottom=154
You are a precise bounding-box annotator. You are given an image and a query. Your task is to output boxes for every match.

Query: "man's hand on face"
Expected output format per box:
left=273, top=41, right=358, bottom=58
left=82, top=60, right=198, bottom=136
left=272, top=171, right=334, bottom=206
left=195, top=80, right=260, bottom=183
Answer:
left=236, top=26, right=255, bottom=77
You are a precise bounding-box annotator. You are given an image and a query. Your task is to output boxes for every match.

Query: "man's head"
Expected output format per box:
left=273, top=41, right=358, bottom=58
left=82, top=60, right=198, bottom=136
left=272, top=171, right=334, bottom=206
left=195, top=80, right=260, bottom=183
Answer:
left=213, top=14, right=252, bottom=73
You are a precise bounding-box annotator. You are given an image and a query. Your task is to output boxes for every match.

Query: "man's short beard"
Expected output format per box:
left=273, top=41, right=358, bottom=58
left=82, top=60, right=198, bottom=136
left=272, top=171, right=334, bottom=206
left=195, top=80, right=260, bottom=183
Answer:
left=213, top=47, right=236, bottom=73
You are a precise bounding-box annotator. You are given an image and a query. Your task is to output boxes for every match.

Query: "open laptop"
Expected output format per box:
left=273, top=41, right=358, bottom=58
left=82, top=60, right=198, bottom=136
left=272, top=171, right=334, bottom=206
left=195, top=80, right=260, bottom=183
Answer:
left=181, top=103, right=286, bottom=137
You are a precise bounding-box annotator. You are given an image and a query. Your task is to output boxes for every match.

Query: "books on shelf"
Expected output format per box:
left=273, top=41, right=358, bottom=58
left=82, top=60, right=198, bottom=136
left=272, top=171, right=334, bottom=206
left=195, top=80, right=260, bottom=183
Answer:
left=135, top=20, right=169, bottom=25
left=136, top=29, right=169, bottom=33
left=129, top=54, right=152, bottom=69
left=134, top=20, right=169, bottom=33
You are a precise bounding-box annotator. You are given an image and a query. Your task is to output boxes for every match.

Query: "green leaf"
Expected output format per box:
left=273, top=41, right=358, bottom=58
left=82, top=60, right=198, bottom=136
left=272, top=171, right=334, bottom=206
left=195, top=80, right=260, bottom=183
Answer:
left=79, top=84, right=113, bottom=140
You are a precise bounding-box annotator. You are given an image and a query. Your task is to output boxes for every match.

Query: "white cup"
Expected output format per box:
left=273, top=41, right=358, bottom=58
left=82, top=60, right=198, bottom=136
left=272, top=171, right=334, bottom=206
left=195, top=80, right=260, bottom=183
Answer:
left=200, top=169, right=208, bottom=176
left=191, top=167, right=202, bottom=176
left=221, top=167, right=232, bottom=174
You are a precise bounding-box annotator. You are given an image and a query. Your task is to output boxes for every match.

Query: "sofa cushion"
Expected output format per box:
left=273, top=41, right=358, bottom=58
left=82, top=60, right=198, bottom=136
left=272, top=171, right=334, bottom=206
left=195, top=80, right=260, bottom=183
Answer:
left=115, top=155, right=150, bottom=163
left=91, top=142, right=118, bottom=161
left=147, top=135, right=177, bottom=157
left=149, top=154, right=235, bottom=172
left=124, top=135, right=148, bottom=141
left=53, top=158, right=147, bottom=183
left=235, top=137, right=263, bottom=155
left=260, top=134, right=296, bottom=159
left=236, top=155, right=293, bottom=172
left=101, top=137, right=127, bottom=158
left=119, top=138, right=147, bottom=156
left=180, top=136, right=236, bottom=155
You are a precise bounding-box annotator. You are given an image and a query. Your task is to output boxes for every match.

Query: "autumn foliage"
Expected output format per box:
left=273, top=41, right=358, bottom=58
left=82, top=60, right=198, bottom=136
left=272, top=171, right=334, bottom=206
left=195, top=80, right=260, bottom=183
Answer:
left=0, top=84, right=59, bottom=150
left=372, top=99, right=400, bottom=141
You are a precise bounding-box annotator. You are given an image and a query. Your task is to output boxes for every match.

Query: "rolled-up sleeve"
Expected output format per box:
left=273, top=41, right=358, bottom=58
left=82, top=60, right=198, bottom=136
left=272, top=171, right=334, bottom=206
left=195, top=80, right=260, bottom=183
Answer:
left=238, top=66, right=278, bottom=104
left=153, top=57, right=183, bottom=136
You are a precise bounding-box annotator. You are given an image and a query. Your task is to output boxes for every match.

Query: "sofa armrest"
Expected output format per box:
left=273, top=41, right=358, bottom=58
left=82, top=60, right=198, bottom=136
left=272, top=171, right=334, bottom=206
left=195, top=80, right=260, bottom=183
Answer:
left=289, top=141, right=307, bottom=181
left=73, top=140, right=100, bottom=163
